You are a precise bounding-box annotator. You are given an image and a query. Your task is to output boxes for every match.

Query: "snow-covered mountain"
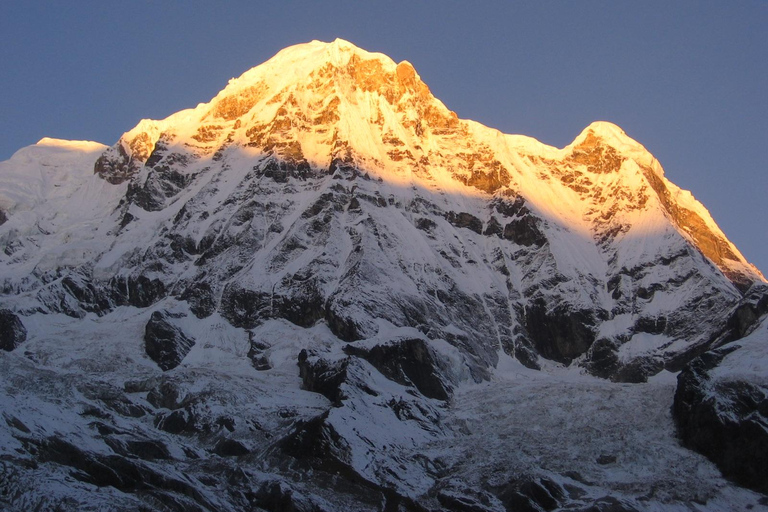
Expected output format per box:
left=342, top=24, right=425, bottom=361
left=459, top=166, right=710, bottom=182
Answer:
left=1, top=39, right=766, bottom=511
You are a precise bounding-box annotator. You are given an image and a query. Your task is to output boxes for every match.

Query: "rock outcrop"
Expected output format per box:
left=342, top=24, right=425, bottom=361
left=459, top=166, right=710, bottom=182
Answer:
left=673, top=326, right=768, bottom=494
left=144, top=311, right=196, bottom=371
left=0, top=310, right=26, bottom=352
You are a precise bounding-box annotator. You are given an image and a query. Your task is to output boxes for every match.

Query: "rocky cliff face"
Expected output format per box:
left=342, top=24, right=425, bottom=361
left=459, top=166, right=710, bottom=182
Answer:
left=0, top=40, right=766, bottom=510
left=673, top=314, right=768, bottom=495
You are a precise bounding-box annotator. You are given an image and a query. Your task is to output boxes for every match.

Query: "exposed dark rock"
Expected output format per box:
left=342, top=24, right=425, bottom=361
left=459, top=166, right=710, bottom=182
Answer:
left=105, top=438, right=173, bottom=461
left=490, top=197, right=548, bottom=246
left=144, top=311, right=196, bottom=371
left=123, top=377, right=159, bottom=394
left=614, top=356, right=664, bottom=384
left=723, top=290, right=768, bottom=342
left=4, top=413, right=31, bottom=433
left=251, top=481, right=329, bottom=512
left=0, top=208, right=7, bottom=226
left=217, top=416, right=236, bottom=432
left=502, top=216, right=546, bottom=247
left=297, top=350, right=349, bottom=405
left=726, top=303, right=760, bottom=340
left=118, top=210, right=135, bottom=230
left=586, top=335, right=665, bottom=383
left=220, top=279, right=325, bottom=329
left=497, top=475, right=565, bottom=512
left=513, top=344, right=541, bottom=371
left=61, top=272, right=112, bottom=315
left=583, top=338, right=620, bottom=380
left=483, top=216, right=503, bottom=237
left=82, top=404, right=111, bottom=421
left=436, top=489, right=497, bottom=512
left=301, top=191, right=344, bottom=218
left=125, top=163, right=195, bottom=212
left=596, top=454, right=616, bottom=465
left=179, top=281, right=216, bottom=318
left=280, top=413, right=428, bottom=511
left=458, top=164, right=511, bottom=194
left=127, top=439, right=173, bottom=460
left=633, top=316, right=667, bottom=335
left=415, top=217, right=437, bottom=232
left=247, top=332, right=272, bottom=370
left=94, top=144, right=141, bottom=184
left=281, top=412, right=352, bottom=473
left=343, top=338, right=453, bottom=400
left=260, top=157, right=315, bottom=183
left=77, top=381, right=149, bottom=418
left=324, top=298, right=365, bottom=342
left=146, top=380, right=188, bottom=410
left=0, top=309, right=27, bottom=352
left=101, top=395, right=148, bottom=418
left=110, top=275, right=166, bottom=308
left=523, top=299, right=597, bottom=364
left=126, top=179, right=165, bottom=212
left=212, top=438, right=250, bottom=457
left=251, top=354, right=272, bottom=371
left=36, top=436, right=213, bottom=509
left=494, top=196, right=529, bottom=218
left=572, top=496, right=640, bottom=512
left=673, top=344, right=768, bottom=494
left=446, top=211, right=483, bottom=234
left=154, top=408, right=196, bottom=434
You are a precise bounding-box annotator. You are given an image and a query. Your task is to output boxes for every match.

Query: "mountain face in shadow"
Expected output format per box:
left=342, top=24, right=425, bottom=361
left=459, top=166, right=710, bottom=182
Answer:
left=1, top=39, right=766, bottom=509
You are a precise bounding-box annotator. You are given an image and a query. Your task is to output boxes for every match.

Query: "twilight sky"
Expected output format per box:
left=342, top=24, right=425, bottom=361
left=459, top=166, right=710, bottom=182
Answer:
left=1, top=1, right=766, bottom=274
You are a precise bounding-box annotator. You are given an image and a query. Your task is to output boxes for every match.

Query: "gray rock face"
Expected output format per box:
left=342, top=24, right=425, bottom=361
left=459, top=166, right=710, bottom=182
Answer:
left=144, top=311, right=196, bottom=371
left=343, top=337, right=454, bottom=400
left=522, top=299, right=598, bottom=365
left=297, top=350, right=350, bottom=406
left=0, top=310, right=26, bottom=351
left=496, top=475, right=582, bottom=512
left=35, top=435, right=214, bottom=510
left=673, top=342, right=768, bottom=494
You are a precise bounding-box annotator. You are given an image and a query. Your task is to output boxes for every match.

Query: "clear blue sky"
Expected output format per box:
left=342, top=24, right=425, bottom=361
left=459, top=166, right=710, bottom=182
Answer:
left=1, top=1, right=766, bottom=274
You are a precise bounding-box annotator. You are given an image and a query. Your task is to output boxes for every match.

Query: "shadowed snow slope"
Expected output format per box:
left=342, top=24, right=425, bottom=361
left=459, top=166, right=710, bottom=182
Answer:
left=1, top=39, right=767, bottom=511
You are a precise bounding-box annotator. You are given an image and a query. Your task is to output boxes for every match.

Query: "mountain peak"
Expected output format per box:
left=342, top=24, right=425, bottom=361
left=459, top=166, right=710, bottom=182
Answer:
left=571, top=121, right=645, bottom=155
left=88, top=40, right=763, bottom=294
left=96, top=39, right=457, bottom=184
left=216, top=39, right=400, bottom=98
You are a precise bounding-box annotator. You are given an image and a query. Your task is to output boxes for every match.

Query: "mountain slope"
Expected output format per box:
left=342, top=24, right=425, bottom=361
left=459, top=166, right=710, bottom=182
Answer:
left=1, top=39, right=767, bottom=510
left=3, top=39, right=763, bottom=381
